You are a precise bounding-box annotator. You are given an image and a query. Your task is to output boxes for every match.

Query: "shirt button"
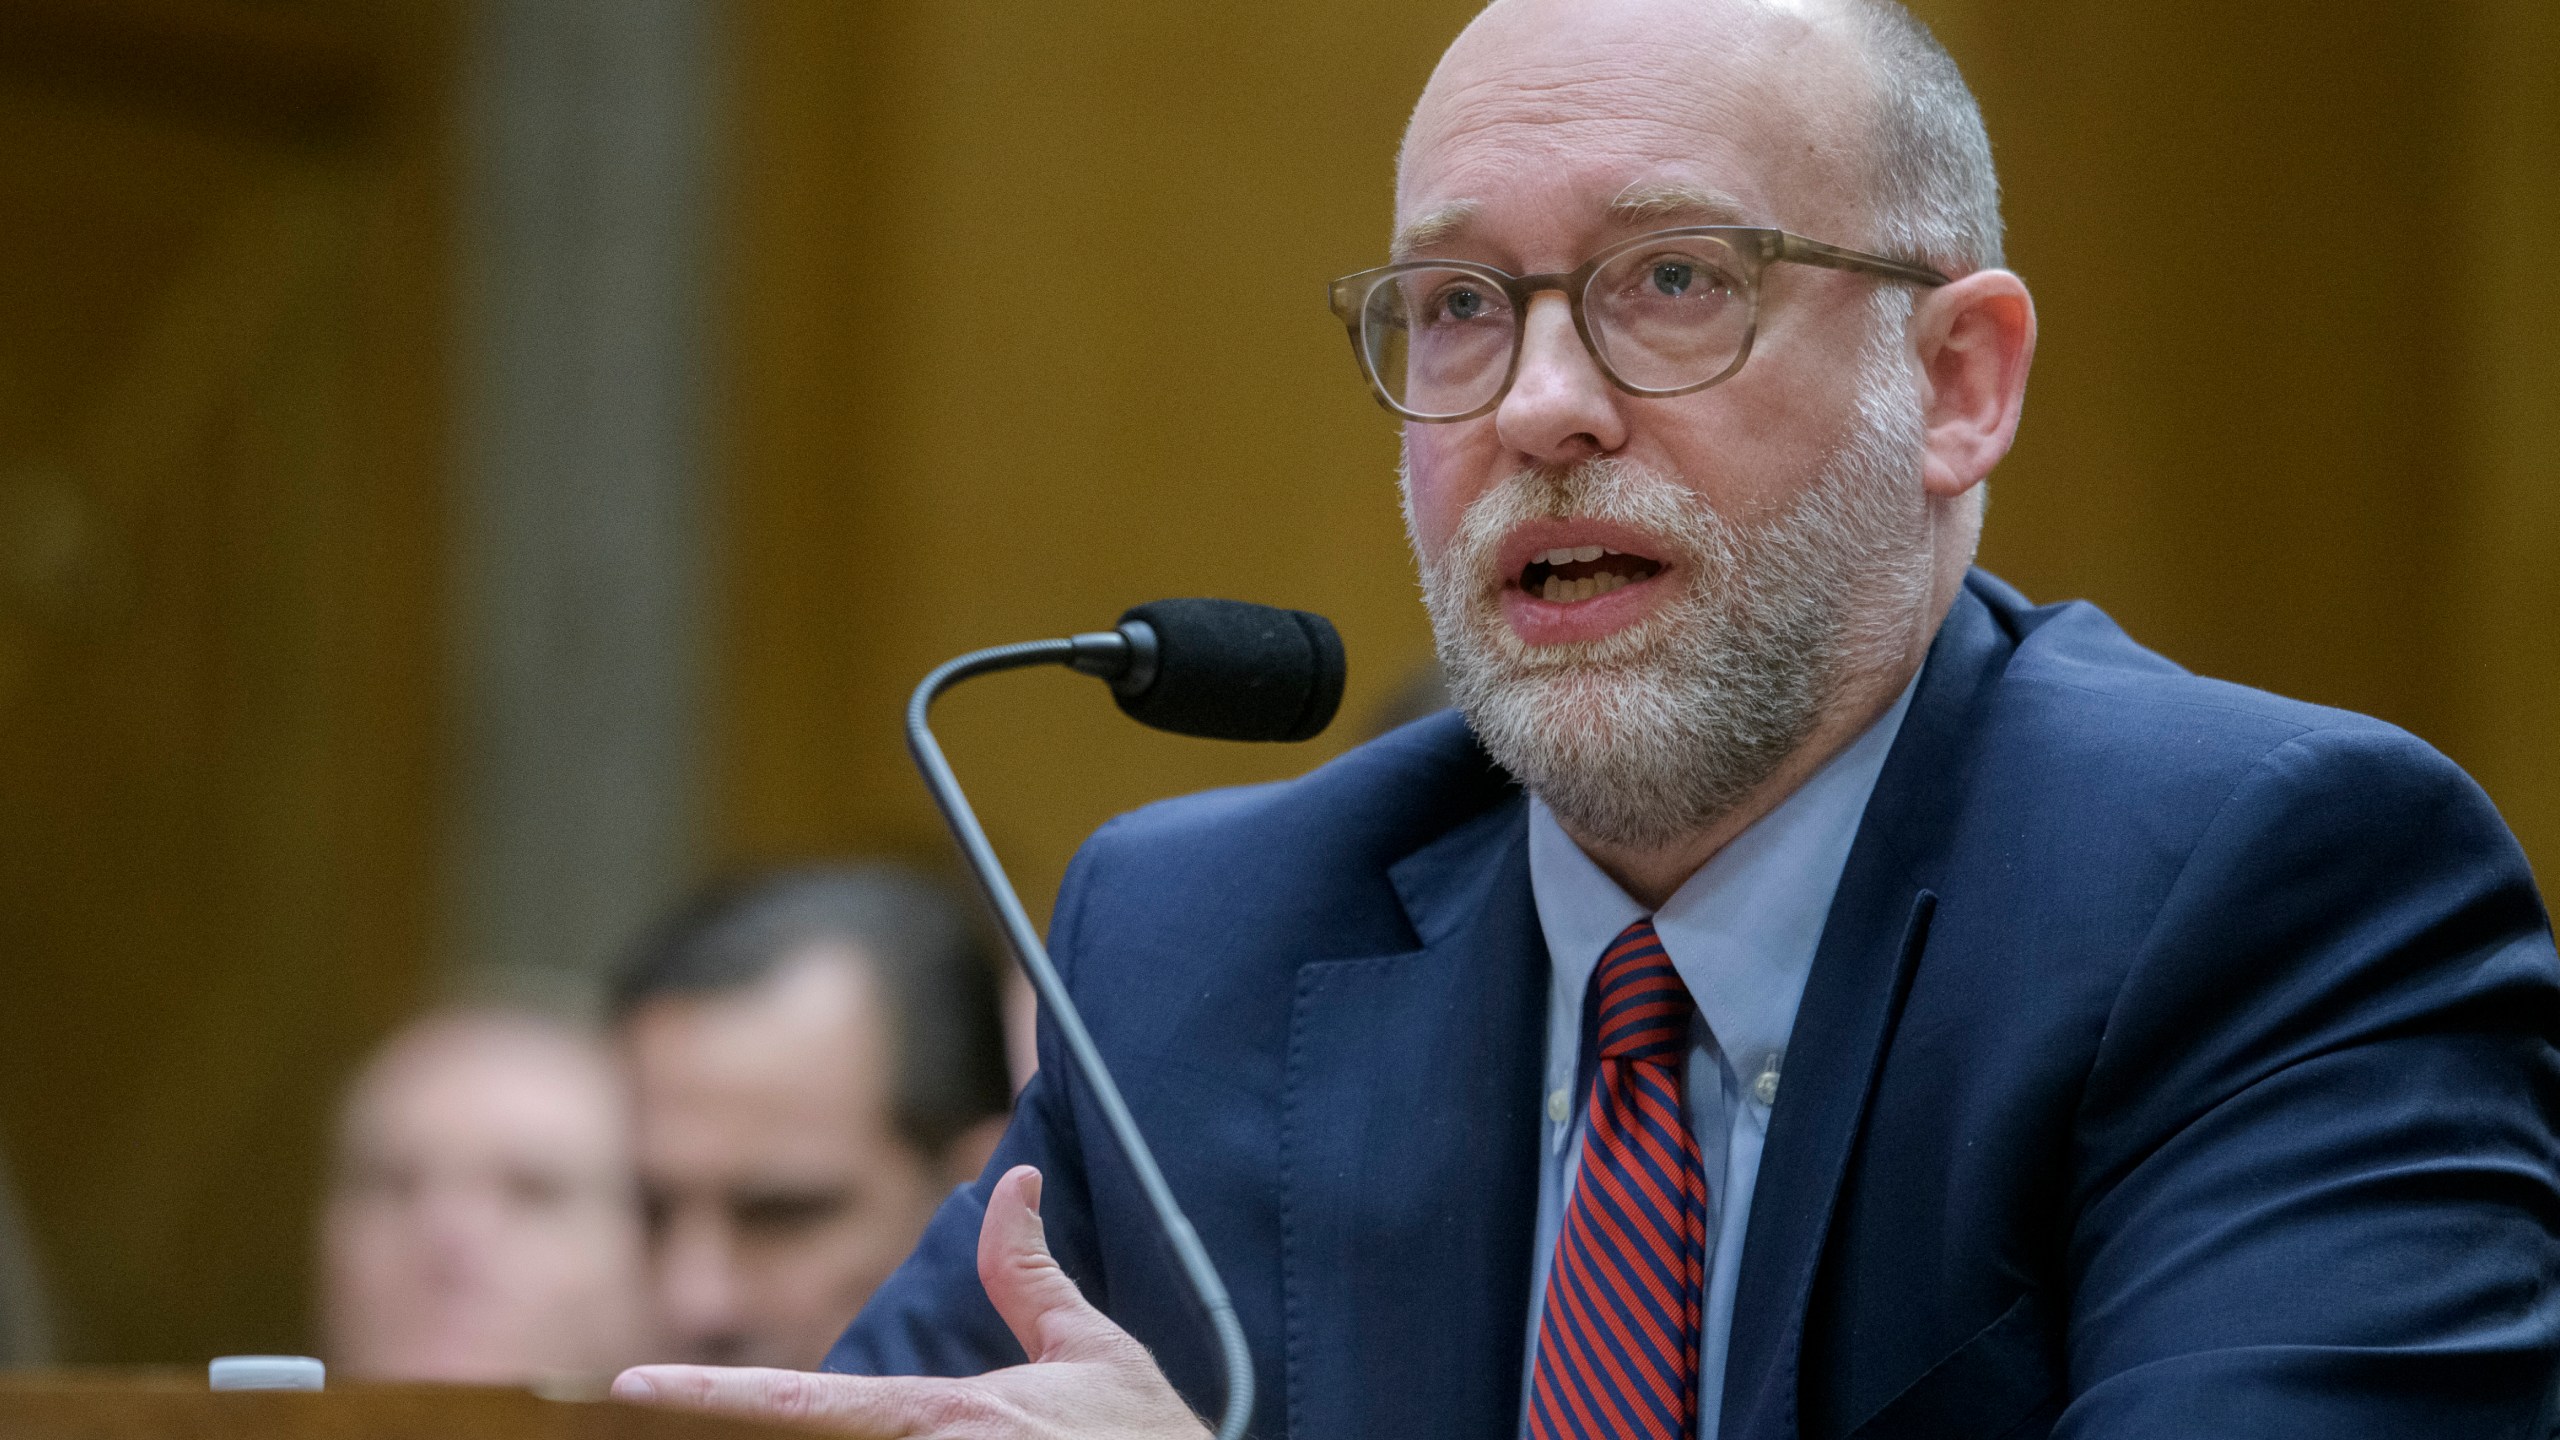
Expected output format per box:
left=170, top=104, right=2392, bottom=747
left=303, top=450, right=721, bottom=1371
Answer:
left=1752, top=1058, right=1782, bottom=1107
left=1548, top=1088, right=1570, bottom=1124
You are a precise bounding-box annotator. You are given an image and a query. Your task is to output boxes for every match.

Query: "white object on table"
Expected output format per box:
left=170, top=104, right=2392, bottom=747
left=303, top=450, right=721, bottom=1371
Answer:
left=208, top=1355, right=326, bottom=1391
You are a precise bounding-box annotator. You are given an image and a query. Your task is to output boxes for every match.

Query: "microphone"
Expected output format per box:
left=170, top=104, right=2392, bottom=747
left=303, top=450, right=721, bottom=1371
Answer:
left=904, top=598, right=1345, bottom=1440
left=1067, top=597, right=1347, bottom=743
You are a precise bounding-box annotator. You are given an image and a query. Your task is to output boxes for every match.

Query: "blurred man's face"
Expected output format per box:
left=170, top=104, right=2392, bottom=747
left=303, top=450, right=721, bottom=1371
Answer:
left=622, top=947, right=948, bottom=1369
left=320, top=1013, right=648, bottom=1384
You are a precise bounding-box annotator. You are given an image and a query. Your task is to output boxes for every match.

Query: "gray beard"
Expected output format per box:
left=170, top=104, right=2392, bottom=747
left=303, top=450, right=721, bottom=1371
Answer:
left=1409, top=320, right=1935, bottom=852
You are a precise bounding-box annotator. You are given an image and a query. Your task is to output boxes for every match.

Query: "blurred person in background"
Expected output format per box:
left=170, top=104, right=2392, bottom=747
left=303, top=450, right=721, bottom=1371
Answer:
left=611, top=863, right=1012, bottom=1370
left=318, top=1007, right=650, bottom=1386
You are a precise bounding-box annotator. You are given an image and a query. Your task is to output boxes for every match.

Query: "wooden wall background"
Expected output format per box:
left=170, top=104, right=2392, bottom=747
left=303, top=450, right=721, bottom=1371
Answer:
left=0, top=0, right=450, bottom=1363
left=708, top=1, right=1464, bottom=893
left=0, top=0, right=2551, bottom=1366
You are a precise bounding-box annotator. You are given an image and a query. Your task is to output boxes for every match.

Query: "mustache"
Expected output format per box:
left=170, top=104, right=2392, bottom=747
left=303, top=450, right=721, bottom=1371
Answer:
left=1437, top=458, right=1730, bottom=590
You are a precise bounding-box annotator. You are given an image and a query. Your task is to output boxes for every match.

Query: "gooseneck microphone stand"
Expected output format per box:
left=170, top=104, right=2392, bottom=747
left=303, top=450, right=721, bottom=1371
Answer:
left=905, top=628, right=1255, bottom=1440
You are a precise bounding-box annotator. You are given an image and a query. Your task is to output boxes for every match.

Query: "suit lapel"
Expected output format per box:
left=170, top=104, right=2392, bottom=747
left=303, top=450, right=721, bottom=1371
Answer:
left=1718, top=583, right=2017, bottom=1440
left=1280, top=791, right=1549, bottom=1440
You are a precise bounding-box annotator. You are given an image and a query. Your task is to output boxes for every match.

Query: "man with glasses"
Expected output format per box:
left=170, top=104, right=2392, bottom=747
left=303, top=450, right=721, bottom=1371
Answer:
left=619, top=0, right=2560, bottom=1434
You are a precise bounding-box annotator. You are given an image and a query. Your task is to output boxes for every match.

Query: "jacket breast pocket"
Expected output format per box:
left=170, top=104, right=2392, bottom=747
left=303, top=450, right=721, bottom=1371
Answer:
left=1844, top=1290, right=2064, bottom=1440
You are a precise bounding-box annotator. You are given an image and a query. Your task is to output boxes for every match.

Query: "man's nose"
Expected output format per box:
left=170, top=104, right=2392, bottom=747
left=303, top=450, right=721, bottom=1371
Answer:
left=656, top=1209, right=746, bottom=1362
left=1493, top=292, right=1626, bottom=463
left=413, top=1177, right=506, bottom=1260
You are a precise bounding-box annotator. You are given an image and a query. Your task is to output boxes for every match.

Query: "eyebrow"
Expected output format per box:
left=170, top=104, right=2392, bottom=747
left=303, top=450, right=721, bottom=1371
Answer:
left=1389, top=199, right=1480, bottom=261
left=1606, top=181, right=1757, bottom=229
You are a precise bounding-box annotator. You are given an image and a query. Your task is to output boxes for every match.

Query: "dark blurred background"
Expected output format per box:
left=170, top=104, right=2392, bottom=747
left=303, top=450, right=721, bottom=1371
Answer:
left=0, top=0, right=2551, bottom=1368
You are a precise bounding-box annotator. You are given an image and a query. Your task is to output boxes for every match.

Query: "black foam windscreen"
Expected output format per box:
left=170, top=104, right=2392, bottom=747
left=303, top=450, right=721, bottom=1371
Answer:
left=1111, top=599, right=1346, bottom=743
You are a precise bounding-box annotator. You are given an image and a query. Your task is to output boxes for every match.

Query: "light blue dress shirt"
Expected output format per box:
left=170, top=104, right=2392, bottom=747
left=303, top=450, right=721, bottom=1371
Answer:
left=1520, top=676, right=1915, bottom=1438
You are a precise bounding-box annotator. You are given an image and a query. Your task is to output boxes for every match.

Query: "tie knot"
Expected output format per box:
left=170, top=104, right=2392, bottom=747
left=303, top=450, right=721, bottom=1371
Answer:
left=1592, top=918, right=1691, bottom=1062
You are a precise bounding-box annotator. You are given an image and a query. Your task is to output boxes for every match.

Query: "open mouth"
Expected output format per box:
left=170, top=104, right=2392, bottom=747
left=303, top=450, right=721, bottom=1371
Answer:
left=1519, top=545, right=1666, bottom=603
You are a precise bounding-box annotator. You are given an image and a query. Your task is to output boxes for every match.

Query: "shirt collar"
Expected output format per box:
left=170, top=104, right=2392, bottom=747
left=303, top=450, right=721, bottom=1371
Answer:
left=1528, top=672, right=1919, bottom=1079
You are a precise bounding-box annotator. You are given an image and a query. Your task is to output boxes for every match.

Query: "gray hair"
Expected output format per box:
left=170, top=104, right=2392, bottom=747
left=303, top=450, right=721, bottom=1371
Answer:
left=1848, top=1, right=2005, bottom=273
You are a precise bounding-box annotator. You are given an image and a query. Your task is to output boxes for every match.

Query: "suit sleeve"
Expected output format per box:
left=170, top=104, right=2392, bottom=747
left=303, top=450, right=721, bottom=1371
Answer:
left=2054, top=724, right=2560, bottom=1437
left=821, top=834, right=1117, bottom=1377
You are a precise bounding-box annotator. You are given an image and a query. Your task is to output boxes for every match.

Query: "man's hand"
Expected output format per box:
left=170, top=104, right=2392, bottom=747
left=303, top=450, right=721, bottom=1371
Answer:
left=611, top=1165, right=1210, bottom=1440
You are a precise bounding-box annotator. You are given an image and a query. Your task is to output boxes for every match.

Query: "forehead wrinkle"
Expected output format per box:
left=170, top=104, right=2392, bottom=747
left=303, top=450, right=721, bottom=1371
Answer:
left=1402, top=0, right=1883, bottom=240
left=1417, top=61, right=1704, bottom=149
left=1402, top=45, right=1704, bottom=167
left=1400, top=61, right=1779, bottom=212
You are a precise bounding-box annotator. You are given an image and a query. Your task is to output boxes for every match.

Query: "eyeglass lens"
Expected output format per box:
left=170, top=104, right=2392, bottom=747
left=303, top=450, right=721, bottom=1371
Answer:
left=1359, top=234, right=1755, bottom=419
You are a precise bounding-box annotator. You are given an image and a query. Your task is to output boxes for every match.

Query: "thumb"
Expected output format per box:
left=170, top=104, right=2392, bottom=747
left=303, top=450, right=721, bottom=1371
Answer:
left=977, top=1164, right=1120, bottom=1364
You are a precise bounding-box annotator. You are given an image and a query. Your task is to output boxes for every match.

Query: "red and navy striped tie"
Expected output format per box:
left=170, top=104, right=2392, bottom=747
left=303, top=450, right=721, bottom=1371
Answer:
left=1527, top=918, right=1709, bottom=1440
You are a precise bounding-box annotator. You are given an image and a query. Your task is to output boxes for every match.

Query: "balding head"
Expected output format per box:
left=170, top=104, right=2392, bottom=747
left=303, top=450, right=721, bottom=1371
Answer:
left=1403, top=0, right=1998, bottom=273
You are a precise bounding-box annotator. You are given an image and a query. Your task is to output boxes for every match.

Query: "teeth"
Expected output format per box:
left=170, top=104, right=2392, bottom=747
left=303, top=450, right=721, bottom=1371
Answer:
left=1531, top=544, right=1641, bottom=570
left=1538, top=571, right=1639, bottom=604
left=1526, top=535, right=1660, bottom=604
left=1534, top=544, right=1618, bottom=567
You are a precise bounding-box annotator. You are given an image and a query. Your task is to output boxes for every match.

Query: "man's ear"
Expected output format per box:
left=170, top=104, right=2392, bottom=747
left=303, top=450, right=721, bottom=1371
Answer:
left=1910, top=269, right=2036, bottom=500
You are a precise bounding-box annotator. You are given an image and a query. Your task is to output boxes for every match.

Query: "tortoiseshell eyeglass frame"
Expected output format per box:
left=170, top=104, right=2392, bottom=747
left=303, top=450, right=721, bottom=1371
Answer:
left=1326, top=226, right=1950, bottom=423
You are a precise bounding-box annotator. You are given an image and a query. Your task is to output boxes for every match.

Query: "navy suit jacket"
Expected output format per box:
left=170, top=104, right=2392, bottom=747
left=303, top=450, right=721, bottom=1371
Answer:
left=830, top=572, right=2560, bottom=1438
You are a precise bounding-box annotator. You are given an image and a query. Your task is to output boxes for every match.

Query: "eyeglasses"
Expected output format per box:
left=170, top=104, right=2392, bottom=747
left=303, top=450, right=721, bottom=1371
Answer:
left=1326, top=226, right=1949, bottom=423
